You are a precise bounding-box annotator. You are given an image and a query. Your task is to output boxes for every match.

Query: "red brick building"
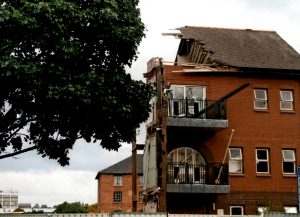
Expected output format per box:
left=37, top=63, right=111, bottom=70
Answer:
left=143, top=26, right=300, bottom=215
left=95, top=155, right=144, bottom=213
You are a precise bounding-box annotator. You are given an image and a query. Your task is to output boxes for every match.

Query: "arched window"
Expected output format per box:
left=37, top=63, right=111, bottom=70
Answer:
left=167, top=147, right=206, bottom=184
left=167, top=147, right=205, bottom=165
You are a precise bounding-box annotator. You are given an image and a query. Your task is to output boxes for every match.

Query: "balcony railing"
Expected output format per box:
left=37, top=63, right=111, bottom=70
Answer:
left=167, top=163, right=228, bottom=185
left=167, top=99, right=227, bottom=119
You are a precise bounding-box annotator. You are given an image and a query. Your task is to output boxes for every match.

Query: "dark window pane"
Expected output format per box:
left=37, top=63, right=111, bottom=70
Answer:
left=194, top=167, right=200, bottom=181
left=257, top=162, right=268, bottom=172
left=231, top=207, right=243, bottom=215
left=257, top=150, right=267, bottom=160
left=283, top=162, right=295, bottom=173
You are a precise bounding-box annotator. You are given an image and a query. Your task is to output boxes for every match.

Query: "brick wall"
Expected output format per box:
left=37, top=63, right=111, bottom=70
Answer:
left=97, top=174, right=144, bottom=213
left=161, top=65, right=300, bottom=214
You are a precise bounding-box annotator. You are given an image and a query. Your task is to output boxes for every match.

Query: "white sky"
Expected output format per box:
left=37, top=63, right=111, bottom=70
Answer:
left=1, top=0, right=300, bottom=208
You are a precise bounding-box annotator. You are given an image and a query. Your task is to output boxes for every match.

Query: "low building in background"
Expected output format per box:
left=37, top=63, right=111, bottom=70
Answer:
left=95, top=154, right=144, bottom=213
left=17, top=203, right=31, bottom=213
left=0, top=190, right=18, bottom=213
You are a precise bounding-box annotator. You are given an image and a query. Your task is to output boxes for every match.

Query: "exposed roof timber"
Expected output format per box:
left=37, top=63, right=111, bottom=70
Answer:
left=162, top=32, right=182, bottom=38
left=172, top=68, right=217, bottom=73
left=184, top=41, right=211, bottom=64
left=188, top=42, right=199, bottom=61
left=177, top=39, right=214, bottom=65
left=162, top=60, right=216, bottom=66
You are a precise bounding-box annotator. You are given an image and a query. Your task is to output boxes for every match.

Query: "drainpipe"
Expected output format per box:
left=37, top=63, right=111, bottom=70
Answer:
left=132, top=136, right=137, bottom=212
left=132, top=135, right=145, bottom=212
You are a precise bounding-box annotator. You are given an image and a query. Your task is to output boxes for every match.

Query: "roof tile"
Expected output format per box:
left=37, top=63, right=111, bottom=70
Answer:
left=95, top=154, right=143, bottom=179
left=178, top=26, right=300, bottom=70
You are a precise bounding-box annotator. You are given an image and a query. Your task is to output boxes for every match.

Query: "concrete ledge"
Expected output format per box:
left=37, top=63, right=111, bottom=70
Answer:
left=167, top=183, right=230, bottom=193
left=167, top=117, right=228, bottom=129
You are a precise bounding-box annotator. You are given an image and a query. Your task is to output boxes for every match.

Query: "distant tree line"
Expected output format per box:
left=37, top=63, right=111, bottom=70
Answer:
left=54, top=201, right=98, bottom=213
left=13, top=201, right=98, bottom=213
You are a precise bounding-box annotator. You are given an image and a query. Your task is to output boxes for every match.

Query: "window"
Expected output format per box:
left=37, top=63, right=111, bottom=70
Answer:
left=254, top=89, right=268, bottom=110
left=256, top=149, right=269, bottom=173
left=257, top=206, right=269, bottom=216
left=284, top=206, right=297, bottom=213
left=280, top=90, right=294, bottom=111
left=113, top=191, right=122, bottom=203
left=168, top=85, right=206, bottom=117
left=167, top=147, right=206, bottom=184
left=282, top=149, right=296, bottom=174
left=139, top=176, right=143, bottom=186
left=230, top=206, right=244, bottom=215
left=114, top=176, right=122, bottom=186
left=229, top=148, right=243, bottom=173
left=138, top=192, right=144, bottom=203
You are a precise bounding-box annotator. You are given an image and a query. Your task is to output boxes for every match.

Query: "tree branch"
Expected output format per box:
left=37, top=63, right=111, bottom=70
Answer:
left=0, top=145, right=38, bottom=160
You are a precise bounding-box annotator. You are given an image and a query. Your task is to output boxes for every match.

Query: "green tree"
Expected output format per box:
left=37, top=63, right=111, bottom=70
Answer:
left=31, top=210, right=44, bottom=214
left=0, top=0, right=152, bottom=165
left=54, top=202, right=88, bottom=213
left=87, top=203, right=98, bottom=213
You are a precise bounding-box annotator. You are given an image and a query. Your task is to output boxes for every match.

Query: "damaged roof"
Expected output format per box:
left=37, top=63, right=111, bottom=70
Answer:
left=95, top=154, right=143, bottom=179
left=176, top=26, right=300, bottom=70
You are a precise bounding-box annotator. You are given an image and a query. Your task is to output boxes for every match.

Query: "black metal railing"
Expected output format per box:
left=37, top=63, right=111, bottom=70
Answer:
left=167, top=163, right=228, bottom=185
left=167, top=99, right=227, bottom=119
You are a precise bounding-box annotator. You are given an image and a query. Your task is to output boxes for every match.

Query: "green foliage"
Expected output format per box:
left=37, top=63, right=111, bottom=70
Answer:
left=54, top=201, right=88, bottom=213
left=87, top=203, right=98, bottom=213
left=0, top=0, right=153, bottom=165
left=31, top=209, right=44, bottom=214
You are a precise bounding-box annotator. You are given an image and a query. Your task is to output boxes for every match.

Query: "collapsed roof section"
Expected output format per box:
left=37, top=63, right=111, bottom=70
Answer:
left=172, top=26, right=300, bottom=70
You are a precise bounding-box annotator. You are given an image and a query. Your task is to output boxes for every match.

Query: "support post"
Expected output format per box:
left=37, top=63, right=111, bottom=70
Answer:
left=132, top=137, right=137, bottom=212
left=215, top=129, right=234, bottom=184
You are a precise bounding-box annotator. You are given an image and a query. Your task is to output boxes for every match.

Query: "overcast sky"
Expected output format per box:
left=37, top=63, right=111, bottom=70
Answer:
left=1, top=0, right=300, bottom=208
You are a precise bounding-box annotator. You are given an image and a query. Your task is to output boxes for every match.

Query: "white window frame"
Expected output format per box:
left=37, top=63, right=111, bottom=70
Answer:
left=254, top=89, right=268, bottom=110
left=282, top=149, right=296, bottom=174
left=170, top=85, right=206, bottom=100
left=229, top=148, right=243, bottom=173
left=114, top=176, right=122, bottom=186
left=230, top=206, right=244, bottom=215
left=257, top=206, right=269, bottom=216
left=113, top=191, right=122, bottom=203
left=284, top=206, right=297, bottom=213
left=256, top=149, right=269, bottom=173
left=138, top=176, right=143, bottom=186
left=280, top=90, right=294, bottom=111
left=168, top=85, right=206, bottom=117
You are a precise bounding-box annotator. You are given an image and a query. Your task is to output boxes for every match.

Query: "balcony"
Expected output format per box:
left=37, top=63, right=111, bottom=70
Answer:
left=167, top=163, right=230, bottom=194
left=167, top=99, right=228, bottom=130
